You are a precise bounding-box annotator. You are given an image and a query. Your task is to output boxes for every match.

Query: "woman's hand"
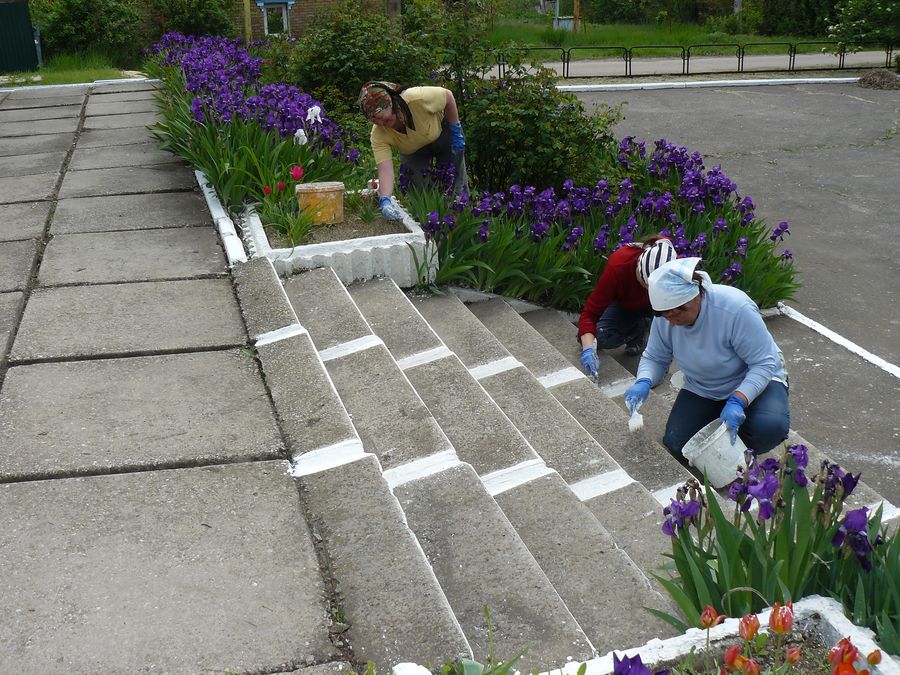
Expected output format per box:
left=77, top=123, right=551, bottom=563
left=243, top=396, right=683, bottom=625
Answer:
left=449, top=121, right=465, bottom=154
left=379, top=196, right=403, bottom=221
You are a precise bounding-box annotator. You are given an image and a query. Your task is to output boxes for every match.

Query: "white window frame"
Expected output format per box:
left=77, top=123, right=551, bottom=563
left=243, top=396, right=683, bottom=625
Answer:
left=261, top=2, right=289, bottom=35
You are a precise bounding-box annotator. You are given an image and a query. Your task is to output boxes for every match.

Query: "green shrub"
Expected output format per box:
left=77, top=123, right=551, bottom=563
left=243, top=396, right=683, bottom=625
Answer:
left=540, top=27, right=568, bottom=47
left=463, top=62, right=621, bottom=192
left=827, top=0, right=900, bottom=46
left=150, top=0, right=235, bottom=38
left=40, top=0, right=140, bottom=63
left=584, top=0, right=649, bottom=24
left=755, top=0, right=836, bottom=36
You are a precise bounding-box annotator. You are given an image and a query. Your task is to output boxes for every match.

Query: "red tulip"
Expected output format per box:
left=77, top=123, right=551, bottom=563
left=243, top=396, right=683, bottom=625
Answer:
left=769, top=601, right=793, bottom=634
left=785, top=646, right=801, bottom=665
left=830, top=637, right=859, bottom=666
left=290, top=164, right=304, bottom=181
left=262, top=185, right=272, bottom=196
left=723, top=645, right=747, bottom=672
left=277, top=181, right=286, bottom=191
left=833, top=663, right=858, bottom=675
left=700, top=605, right=726, bottom=629
left=743, top=659, right=760, bottom=675
left=739, top=614, right=760, bottom=641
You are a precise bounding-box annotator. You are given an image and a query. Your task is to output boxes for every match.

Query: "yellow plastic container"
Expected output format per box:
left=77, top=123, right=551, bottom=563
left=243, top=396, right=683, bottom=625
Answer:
left=295, top=181, right=344, bottom=225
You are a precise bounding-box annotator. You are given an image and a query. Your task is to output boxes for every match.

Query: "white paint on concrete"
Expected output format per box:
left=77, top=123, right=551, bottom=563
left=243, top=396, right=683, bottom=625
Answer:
left=468, top=356, right=523, bottom=381
left=870, top=499, right=900, bottom=523
left=652, top=483, right=683, bottom=507
left=195, top=170, right=247, bottom=265
left=558, top=77, right=858, bottom=93
left=382, top=449, right=460, bottom=489
left=482, top=459, right=556, bottom=496
left=539, top=367, right=585, bottom=388
left=290, top=438, right=368, bottom=476
left=601, top=378, right=633, bottom=398
left=254, top=323, right=308, bottom=347
left=777, top=303, right=900, bottom=379
left=319, top=335, right=384, bottom=362
left=396, top=346, right=454, bottom=371
left=570, top=469, right=634, bottom=501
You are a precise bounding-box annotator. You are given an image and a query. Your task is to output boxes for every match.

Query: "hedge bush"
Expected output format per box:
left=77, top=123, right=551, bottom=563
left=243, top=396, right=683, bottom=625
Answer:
left=39, top=0, right=140, bottom=63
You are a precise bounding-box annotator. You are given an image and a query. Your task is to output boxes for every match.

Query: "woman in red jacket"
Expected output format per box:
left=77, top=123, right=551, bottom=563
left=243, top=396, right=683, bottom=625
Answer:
left=578, top=237, right=676, bottom=375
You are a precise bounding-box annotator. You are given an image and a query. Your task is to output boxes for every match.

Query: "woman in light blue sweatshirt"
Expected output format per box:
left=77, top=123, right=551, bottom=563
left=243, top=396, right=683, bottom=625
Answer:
left=624, top=257, right=789, bottom=457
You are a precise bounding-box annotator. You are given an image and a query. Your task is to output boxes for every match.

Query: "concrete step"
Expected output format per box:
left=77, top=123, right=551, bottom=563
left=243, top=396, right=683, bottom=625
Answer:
left=230, top=260, right=469, bottom=668
left=349, top=279, right=681, bottom=641
left=286, top=269, right=596, bottom=666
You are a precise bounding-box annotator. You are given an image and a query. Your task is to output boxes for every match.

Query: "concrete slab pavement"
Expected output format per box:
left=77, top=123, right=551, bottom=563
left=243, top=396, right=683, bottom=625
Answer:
left=52, top=192, right=210, bottom=232
left=0, top=292, right=22, bottom=363
left=38, top=227, right=226, bottom=285
left=76, top=127, right=154, bottom=148
left=10, top=279, right=246, bottom=362
left=0, top=201, right=50, bottom=240
left=0, top=93, right=85, bottom=110
left=68, top=143, right=182, bottom=171
left=0, top=172, right=58, bottom=203
left=0, top=150, right=67, bottom=178
left=0, top=132, right=73, bottom=157
left=85, top=99, right=159, bottom=116
left=0, top=104, right=81, bottom=122
left=0, top=350, right=283, bottom=479
left=90, top=90, right=157, bottom=102
left=0, top=117, right=79, bottom=137
left=82, top=111, right=160, bottom=130
left=0, top=461, right=335, bottom=673
left=0, top=239, right=39, bottom=291
left=58, top=164, right=196, bottom=198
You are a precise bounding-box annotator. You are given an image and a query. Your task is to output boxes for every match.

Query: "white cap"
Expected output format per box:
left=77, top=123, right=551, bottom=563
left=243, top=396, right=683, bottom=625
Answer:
left=648, top=257, right=711, bottom=311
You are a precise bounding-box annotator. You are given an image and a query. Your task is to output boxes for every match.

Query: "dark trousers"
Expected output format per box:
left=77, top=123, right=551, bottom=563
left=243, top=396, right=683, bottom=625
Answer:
left=399, top=119, right=469, bottom=196
left=663, top=380, right=790, bottom=457
left=594, top=301, right=652, bottom=349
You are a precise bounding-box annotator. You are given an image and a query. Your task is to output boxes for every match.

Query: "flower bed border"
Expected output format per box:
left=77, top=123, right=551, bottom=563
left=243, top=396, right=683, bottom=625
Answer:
left=544, top=596, right=898, bottom=675
left=240, top=196, right=429, bottom=286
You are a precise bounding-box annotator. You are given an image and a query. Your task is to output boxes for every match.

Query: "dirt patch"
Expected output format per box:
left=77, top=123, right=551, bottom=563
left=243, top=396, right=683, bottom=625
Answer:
left=266, top=212, right=409, bottom=249
left=858, top=68, right=900, bottom=90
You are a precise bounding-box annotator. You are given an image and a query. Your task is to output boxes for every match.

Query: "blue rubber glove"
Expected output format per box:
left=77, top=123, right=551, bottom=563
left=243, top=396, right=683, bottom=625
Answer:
left=580, top=344, right=600, bottom=377
left=624, top=378, right=651, bottom=415
left=719, top=394, right=747, bottom=445
left=449, top=121, right=465, bottom=154
left=379, top=195, right=403, bottom=221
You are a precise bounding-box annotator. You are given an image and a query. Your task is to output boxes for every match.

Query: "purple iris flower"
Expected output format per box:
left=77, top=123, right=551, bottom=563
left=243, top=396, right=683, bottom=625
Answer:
left=833, top=507, right=874, bottom=571
left=613, top=653, right=652, bottom=675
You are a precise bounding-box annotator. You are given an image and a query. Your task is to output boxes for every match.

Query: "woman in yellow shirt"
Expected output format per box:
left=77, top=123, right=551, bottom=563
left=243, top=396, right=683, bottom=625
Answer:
left=358, top=81, right=469, bottom=220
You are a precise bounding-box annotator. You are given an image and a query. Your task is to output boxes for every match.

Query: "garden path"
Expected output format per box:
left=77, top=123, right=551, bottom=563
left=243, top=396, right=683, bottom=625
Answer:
left=576, top=81, right=899, bottom=505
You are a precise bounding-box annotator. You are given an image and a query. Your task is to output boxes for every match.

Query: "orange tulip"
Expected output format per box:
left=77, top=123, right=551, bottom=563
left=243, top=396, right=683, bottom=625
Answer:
left=724, top=645, right=747, bottom=672
left=785, top=646, right=801, bottom=665
left=744, top=659, right=761, bottom=675
left=700, top=605, right=726, bottom=629
left=830, top=637, right=859, bottom=666
left=833, top=663, right=857, bottom=675
left=867, top=650, right=881, bottom=665
left=739, top=614, right=760, bottom=641
left=769, top=601, right=794, bottom=634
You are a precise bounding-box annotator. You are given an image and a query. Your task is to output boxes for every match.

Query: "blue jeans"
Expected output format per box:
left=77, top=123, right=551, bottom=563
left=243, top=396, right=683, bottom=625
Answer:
left=595, top=301, right=652, bottom=349
left=663, top=381, right=790, bottom=457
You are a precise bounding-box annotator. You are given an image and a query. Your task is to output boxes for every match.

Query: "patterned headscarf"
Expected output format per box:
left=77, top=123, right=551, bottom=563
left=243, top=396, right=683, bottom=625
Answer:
left=358, top=81, right=401, bottom=119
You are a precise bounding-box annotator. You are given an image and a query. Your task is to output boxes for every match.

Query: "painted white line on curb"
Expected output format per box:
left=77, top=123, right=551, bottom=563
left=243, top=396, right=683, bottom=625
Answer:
left=558, top=77, right=858, bottom=92
left=482, top=459, right=555, bottom=496
left=571, top=469, right=635, bottom=501
left=601, top=378, right=633, bottom=398
left=777, top=303, right=900, bottom=379
left=395, top=346, right=454, bottom=370
left=382, top=449, right=461, bottom=489
left=870, top=499, right=900, bottom=523
left=195, top=170, right=248, bottom=265
left=290, top=439, right=368, bottom=476
left=469, top=356, right=523, bottom=381
left=539, top=367, right=585, bottom=388
left=652, top=483, right=684, bottom=507
left=254, top=323, right=308, bottom=347
left=318, top=335, right=384, bottom=362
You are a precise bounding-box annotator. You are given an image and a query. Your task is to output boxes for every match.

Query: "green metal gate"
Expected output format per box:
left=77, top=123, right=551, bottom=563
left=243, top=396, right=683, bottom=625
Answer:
left=0, top=0, right=38, bottom=73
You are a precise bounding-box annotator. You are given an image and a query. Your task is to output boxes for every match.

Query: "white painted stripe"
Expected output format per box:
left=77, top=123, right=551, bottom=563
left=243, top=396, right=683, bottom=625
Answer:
left=195, top=170, right=229, bottom=222
left=468, top=356, right=523, bottom=381
left=481, top=459, right=555, bottom=496
left=254, top=323, right=308, bottom=347
left=557, top=77, right=858, bottom=93
left=382, top=449, right=461, bottom=489
left=571, top=469, right=635, bottom=501
left=539, top=367, right=584, bottom=388
left=652, top=483, right=683, bottom=507
left=290, top=439, right=368, bottom=476
left=777, top=303, right=900, bottom=379
left=601, top=378, right=633, bottom=398
left=319, top=335, right=383, bottom=362
left=869, top=499, right=900, bottom=523
left=395, top=346, right=453, bottom=370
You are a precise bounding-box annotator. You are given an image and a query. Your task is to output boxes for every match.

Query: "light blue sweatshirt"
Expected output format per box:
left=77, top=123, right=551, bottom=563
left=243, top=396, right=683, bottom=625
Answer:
left=636, top=283, right=786, bottom=402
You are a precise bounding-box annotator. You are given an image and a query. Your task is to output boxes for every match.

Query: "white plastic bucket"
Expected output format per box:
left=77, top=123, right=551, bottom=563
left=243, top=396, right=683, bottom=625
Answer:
left=681, top=420, right=747, bottom=488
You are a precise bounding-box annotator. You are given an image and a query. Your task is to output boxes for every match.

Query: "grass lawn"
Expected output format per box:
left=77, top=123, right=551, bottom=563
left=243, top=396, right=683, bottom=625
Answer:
left=487, top=20, right=831, bottom=59
left=1, top=51, right=138, bottom=87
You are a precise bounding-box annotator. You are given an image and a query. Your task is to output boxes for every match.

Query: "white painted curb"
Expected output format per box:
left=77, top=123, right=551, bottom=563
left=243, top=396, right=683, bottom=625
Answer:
left=0, top=77, right=161, bottom=93
left=240, top=196, right=430, bottom=287
left=194, top=170, right=247, bottom=266
left=543, top=595, right=898, bottom=675
left=558, top=77, right=859, bottom=92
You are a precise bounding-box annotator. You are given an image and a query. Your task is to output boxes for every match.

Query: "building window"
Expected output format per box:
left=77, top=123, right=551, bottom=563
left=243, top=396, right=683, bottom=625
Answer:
left=263, top=3, right=288, bottom=34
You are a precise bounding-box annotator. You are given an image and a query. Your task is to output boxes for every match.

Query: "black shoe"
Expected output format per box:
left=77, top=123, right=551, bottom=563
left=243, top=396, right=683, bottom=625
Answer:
left=624, top=344, right=643, bottom=357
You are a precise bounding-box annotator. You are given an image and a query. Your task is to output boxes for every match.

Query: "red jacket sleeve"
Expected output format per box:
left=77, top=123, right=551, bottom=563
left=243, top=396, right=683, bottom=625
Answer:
left=577, top=263, right=624, bottom=339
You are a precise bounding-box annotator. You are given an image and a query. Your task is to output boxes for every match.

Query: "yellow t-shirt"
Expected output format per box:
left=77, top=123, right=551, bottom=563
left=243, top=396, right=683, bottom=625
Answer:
left=370, top=86, right=448, bottom=164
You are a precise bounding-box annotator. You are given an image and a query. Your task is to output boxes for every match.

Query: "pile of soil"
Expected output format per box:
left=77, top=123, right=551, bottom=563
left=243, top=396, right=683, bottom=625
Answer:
left=267, top=212, right=408, bottom=249
left=858, top=68, right=900, bottom=90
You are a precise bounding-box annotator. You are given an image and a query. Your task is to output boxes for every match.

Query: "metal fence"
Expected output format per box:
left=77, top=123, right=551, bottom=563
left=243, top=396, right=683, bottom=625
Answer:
left=493, top=41, right=895, bottom=79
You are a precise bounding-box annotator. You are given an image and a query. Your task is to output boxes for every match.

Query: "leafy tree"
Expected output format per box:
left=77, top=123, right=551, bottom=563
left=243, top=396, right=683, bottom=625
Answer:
left=827, top=0, right=900, bottom=46
left=40, top=0, right=139, bottom=62
left=151, top=0, right=235, bottom=38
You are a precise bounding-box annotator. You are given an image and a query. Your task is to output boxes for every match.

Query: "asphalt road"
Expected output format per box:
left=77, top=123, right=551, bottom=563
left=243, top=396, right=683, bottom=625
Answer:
left=576, top=81, right=900, bottom=505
